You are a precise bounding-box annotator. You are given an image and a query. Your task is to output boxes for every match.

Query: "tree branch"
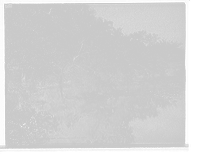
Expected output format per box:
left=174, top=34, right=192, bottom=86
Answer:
left=73, top=39, right=84, bottom=62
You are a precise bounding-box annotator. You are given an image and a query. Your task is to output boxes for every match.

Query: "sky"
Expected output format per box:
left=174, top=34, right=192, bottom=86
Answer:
left=90, top=3, right=185, bottom=44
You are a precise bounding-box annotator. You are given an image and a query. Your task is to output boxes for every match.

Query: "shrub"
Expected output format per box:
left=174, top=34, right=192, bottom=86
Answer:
left=6, top=106, right=48, bottom=146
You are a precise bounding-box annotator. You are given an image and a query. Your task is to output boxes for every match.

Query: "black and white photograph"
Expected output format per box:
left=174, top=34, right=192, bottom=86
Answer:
left=4, top=3, right=186, bottom=148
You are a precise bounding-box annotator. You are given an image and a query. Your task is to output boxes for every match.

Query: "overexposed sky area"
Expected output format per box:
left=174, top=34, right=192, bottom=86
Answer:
left=90, top=3, right=185, bottom=43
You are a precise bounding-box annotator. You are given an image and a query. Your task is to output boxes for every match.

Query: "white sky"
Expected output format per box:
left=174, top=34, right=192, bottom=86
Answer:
left=91, top=3, right=185, bottom=43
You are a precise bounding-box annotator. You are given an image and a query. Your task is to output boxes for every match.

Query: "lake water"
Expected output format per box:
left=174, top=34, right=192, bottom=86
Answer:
left=130, top=91, right=185, bottom=144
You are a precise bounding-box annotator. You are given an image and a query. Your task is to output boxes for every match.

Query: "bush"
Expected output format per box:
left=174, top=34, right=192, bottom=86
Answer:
left=6, top=106, right=48, bottom=146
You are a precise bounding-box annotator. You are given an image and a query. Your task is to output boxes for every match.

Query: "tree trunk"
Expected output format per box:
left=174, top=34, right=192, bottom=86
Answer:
left=59, top=74, right=63, bottom=99
left=58, top=62, right=74, bottom=101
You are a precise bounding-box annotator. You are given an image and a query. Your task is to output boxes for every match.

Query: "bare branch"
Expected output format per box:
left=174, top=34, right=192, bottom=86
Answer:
left=72, top=40, right=85, bottom=62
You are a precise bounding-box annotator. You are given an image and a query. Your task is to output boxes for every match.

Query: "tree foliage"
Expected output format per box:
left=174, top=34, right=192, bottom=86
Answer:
left=5, top=102, right=48, bottom=146
left=5, top=4, right=185, bottom=147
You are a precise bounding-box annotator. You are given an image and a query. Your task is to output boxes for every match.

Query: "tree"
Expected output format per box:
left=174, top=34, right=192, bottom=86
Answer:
left=6, top=5, right=83, bottom=98
left=129, top=31, right=159, bottom=78
left=5, top=6, right=54, bottom=84
left=5, top=4, right=185, bottom=147
left=146, top=44, right=168, bottom=75
left=160, top=40, right=184, bottom=76
left=5, top=104, right=48, bottom=146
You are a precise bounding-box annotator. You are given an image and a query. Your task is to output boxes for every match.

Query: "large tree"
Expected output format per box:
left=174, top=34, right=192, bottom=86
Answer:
left=5, top=4, right=185, bottom=147
left=159, top=40, right=185, bottom=76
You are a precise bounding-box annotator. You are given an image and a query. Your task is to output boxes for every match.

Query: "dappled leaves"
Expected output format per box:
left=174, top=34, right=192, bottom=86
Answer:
left=6, top=108, right=56, bottom=146
left=6, top=4, right=79, bottom=80
left=5, top=4, right=185, bottom=147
